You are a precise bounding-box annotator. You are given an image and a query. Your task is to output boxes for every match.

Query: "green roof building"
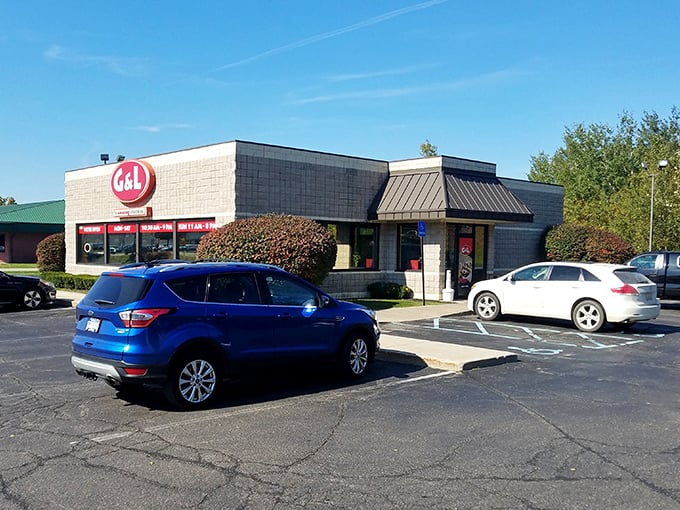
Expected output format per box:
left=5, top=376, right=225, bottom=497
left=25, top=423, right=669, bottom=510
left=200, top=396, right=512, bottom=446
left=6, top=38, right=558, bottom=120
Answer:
left=0, top=200, right=64, bottom=263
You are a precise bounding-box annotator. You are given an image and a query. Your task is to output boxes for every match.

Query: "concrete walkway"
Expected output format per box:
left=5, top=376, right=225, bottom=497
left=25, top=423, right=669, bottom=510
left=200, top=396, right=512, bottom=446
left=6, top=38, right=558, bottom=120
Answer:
left=56, top=291, right=517, bottom=372
left=375, top=302, right=517, bottom=371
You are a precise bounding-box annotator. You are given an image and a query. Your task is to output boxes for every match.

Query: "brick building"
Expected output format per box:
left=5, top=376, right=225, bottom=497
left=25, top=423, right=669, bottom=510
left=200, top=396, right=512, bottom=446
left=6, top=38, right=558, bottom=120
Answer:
left=0, top=200, right=64, bottom=263
left=64, top=140, right=563, bottom=299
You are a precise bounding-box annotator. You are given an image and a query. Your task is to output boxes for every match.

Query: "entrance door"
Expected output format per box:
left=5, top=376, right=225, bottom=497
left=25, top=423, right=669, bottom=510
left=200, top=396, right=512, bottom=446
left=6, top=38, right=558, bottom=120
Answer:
left=456, top=234, right=474, bottom=298
left=447, top=225, right=486, bottom=299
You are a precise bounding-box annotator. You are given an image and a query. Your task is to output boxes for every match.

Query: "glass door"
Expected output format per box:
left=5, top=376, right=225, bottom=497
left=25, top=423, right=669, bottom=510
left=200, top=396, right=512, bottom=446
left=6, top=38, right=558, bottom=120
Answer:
left=446, top=225, right=486, bottom=299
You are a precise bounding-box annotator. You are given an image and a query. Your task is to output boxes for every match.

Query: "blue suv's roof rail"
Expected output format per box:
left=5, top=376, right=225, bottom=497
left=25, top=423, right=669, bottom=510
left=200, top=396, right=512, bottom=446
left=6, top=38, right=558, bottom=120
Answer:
left=119, top=258, right=248, bottom=270
left=119, top=259, right=187, bottom=269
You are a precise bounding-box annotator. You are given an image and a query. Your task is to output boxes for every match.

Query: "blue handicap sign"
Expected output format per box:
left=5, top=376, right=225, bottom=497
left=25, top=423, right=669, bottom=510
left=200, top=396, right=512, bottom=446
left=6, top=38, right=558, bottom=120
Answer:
left=417, top=221, right=426, bottom=237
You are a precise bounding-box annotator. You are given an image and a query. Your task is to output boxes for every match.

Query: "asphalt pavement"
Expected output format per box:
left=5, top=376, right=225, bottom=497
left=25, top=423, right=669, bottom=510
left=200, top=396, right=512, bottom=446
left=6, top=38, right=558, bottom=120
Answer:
left=56, top=290, right=517, bottom=372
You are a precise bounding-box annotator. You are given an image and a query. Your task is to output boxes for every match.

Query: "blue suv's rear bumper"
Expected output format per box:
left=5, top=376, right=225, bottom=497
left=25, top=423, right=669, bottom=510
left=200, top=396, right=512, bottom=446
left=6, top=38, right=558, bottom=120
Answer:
left=71, top=351, right=168, bottom=388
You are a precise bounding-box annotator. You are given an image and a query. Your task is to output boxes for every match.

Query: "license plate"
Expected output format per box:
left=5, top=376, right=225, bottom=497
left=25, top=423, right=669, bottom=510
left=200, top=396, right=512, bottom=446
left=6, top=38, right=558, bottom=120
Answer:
left=85, top=317, right=101, bottom=333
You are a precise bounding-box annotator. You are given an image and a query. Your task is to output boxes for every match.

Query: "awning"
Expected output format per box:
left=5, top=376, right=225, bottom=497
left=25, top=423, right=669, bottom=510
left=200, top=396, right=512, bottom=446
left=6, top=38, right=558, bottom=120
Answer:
left=372, top=169, right=534, bottom=223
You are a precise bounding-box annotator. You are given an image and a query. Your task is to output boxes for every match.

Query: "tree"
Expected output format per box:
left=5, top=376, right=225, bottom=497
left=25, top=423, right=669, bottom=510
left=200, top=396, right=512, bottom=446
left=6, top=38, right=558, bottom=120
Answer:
left=0, top=196, right=16, bottom=206
left=528, top=108, right=680, bottom=251
left=419, top=140, right=438, bottom=157
left=196, top=214, right=337, bottom=285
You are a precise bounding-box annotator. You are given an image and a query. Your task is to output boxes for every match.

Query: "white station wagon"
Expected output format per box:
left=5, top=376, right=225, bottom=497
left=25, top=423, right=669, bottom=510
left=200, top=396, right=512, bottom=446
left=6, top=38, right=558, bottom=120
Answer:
left=467, top=262, right=660, bottom=332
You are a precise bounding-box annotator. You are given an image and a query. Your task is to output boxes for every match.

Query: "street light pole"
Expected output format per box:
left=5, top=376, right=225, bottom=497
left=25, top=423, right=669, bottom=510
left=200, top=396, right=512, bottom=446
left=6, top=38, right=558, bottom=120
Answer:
left=648, top=169, right=656, bottom=251
left=645, top=159, right=668, bottom=251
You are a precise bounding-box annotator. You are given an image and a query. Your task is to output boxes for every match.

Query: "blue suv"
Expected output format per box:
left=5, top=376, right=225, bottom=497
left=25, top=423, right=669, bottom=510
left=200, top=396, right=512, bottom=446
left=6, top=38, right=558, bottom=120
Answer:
left=71, top=261, right=380, bottom=409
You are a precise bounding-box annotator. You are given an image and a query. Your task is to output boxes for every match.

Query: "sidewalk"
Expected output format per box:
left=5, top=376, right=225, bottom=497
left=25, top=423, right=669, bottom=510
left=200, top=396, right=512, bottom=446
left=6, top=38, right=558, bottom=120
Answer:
left=56, top=291, right=517, bottom=372
left=375, top=302, right=516, bottom=371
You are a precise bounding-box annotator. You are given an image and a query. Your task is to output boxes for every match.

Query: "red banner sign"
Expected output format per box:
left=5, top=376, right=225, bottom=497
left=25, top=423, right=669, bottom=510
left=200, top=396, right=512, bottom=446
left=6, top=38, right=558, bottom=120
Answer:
left=78, top=225, right=104, bottom=235
left=140, top=222, right=174, bottom=233
left=107, top=223, right=138, bottom=234
left=177, top=220, right=216, bottom=233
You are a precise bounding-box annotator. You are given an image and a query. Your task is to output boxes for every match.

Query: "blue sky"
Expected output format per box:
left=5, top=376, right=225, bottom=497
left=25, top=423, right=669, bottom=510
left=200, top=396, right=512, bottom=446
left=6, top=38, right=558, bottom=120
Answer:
left=2, top=1, right=678, bottom=203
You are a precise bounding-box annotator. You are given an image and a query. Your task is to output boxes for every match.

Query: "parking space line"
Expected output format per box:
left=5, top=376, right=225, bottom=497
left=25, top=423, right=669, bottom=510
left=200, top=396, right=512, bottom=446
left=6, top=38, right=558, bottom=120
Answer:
left=393, top=371, right=456, bottom=385
left=90, top=431, right=134, bottom=443
left=387, top=317, right=666, bottom=357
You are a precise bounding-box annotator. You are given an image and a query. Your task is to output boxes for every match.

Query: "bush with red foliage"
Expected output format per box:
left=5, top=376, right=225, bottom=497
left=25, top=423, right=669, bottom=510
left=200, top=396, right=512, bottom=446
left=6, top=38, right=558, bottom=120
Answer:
left=545, top=224, right=635, bottom=263
left=197, top=214, right=337, bottom=285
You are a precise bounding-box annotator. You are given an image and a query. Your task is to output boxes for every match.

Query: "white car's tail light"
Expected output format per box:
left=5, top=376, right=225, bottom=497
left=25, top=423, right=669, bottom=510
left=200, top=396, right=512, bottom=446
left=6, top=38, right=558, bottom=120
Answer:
left=610, top=284, right=639, bottom=295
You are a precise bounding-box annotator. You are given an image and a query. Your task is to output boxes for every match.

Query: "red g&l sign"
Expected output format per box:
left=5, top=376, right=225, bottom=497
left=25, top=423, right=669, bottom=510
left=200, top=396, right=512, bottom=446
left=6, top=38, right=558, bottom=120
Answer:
left=111, top=160, right=156, bottom=205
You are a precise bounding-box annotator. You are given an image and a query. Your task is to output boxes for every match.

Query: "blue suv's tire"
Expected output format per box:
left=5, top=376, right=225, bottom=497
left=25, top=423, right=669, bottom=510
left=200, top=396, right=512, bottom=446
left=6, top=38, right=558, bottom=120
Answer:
left=164, top=353, right=222, bottom=409
left=338, top=334, right=370, bottom=378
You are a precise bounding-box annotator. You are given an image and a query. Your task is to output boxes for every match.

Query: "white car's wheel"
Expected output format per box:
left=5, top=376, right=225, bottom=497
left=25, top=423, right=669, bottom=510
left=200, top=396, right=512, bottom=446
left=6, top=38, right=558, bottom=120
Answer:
left=474, top=292, right=501, bottom=321
left=572, top=300, right=605, bottom=332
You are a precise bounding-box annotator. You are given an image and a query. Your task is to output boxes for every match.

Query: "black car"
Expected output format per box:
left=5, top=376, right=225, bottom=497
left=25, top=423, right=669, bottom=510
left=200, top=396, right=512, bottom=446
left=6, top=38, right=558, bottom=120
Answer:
left=0, top=271, right=57, bottom=309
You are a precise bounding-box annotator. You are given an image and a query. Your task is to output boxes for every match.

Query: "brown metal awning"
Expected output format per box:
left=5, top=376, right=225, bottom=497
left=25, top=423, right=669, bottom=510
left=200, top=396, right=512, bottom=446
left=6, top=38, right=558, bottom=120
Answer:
left=372, top=169, right=534, bottom=223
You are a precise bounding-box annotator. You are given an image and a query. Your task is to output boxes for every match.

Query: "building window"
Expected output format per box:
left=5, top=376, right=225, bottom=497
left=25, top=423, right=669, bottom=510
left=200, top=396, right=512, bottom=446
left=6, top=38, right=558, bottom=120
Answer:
left=325, top=222, right=378, bottom=270
left=107, top=224, right=137, bottom=265
left=77, top=225, right=105, bottom=264
left=140, top=221, right=174, bottom=262
left=177, top=220, right=216, bottom=261
left=398, top=223, right=420, bottom=271
left=353, top=226, right=377, bottom=269
left=76, top=219, right=216, bottom=265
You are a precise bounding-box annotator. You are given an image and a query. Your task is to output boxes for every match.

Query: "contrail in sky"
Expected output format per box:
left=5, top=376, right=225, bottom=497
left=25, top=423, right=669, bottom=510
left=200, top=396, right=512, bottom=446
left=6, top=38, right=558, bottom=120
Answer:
left=216, top=0, right=447, bottom=70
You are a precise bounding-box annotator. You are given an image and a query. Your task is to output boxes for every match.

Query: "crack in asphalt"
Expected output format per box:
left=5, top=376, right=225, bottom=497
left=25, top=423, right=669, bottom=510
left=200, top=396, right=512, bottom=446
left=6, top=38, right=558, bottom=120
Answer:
left=465, top=370, right=680, bottom=506
left=2, top=305, right=679, bottom=509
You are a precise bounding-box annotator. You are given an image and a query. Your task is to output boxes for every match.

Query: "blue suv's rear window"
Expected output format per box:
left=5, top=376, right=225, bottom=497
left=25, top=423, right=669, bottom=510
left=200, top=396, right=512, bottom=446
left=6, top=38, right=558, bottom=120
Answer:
left=83, top=275, right=151, bottom=307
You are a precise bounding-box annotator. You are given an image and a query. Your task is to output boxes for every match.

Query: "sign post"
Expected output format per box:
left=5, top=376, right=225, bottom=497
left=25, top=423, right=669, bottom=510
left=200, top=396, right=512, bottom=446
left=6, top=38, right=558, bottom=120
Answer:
left=417, top=221, right=426, bottom=306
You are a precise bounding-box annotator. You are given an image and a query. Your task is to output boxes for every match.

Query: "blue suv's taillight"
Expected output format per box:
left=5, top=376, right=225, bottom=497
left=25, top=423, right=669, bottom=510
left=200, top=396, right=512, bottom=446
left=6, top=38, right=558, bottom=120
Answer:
left=119, top=308, right=173, bottom=328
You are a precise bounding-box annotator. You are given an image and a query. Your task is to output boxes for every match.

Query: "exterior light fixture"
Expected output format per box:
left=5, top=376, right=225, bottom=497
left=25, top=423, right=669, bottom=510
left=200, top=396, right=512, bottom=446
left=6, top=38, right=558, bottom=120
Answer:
left=100, top=154, right=110, bottom=165
left=116, top=155, right=125, bottom=162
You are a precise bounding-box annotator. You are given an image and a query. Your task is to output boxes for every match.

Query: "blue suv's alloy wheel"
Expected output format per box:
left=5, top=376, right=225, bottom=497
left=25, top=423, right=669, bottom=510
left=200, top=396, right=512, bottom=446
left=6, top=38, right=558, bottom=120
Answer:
left=166, top=354, right=222, bottom=409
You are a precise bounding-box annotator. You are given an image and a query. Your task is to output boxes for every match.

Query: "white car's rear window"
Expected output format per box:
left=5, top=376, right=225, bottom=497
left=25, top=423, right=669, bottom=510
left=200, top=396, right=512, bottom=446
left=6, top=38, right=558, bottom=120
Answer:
left=615, top=269, right=652, bottom=284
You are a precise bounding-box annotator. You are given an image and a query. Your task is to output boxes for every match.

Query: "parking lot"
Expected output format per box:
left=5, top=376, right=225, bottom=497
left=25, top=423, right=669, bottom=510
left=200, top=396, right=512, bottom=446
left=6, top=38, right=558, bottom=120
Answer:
left=2, top=304, right=680, bottom=509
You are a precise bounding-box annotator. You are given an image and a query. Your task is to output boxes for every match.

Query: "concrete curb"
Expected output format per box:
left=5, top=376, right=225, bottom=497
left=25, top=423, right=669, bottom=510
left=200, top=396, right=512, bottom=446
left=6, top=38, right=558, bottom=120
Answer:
left=377, top=334, right=517, bottom=371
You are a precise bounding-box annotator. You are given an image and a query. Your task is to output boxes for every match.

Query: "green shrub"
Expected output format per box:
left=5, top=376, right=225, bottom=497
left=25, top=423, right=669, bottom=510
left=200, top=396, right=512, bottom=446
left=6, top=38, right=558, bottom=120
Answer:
left=545, top=224, right=590, bottom=261
left=36, top=232, right=65, bottom=272
left=367, top=282, right=413, bottom=299
left=546, top=224, right=635, bottom=263
left=41, top=272, right=98, bottom=291
left=196, top=214, right=337, bottom=285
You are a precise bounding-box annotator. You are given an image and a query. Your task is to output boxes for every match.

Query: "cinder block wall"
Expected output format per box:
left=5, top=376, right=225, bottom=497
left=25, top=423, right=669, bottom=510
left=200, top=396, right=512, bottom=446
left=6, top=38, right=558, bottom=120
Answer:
left=493, top=179, right=564, bottom=275
left=234, top=142, right=388, bottom=221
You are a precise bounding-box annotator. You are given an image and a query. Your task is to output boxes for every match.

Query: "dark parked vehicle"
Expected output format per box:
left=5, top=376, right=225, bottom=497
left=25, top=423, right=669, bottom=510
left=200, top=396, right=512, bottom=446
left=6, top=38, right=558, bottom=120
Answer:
left=0, top=271, right=57, bottom=310
left=627, top=251, right=680, bottom=299
left=71, top=261, right=381, bottom=409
